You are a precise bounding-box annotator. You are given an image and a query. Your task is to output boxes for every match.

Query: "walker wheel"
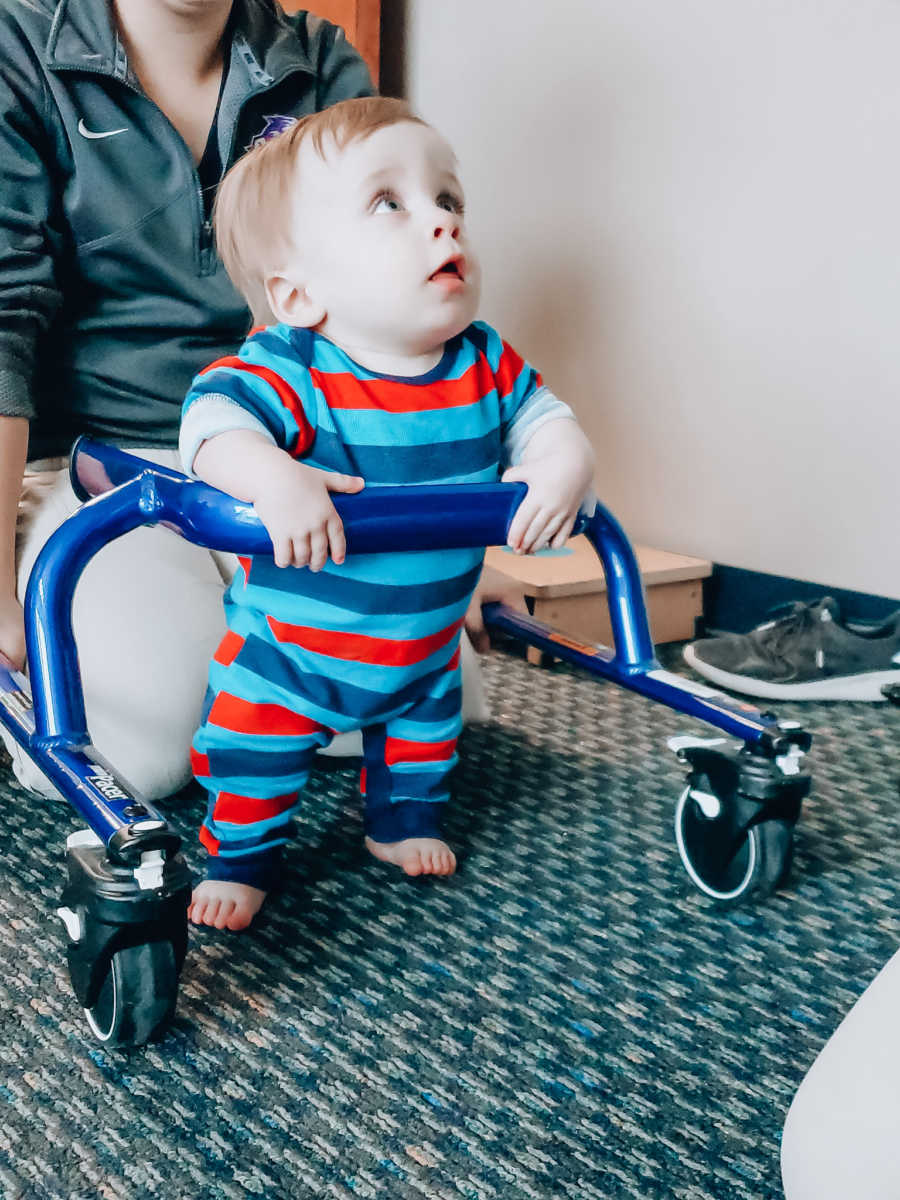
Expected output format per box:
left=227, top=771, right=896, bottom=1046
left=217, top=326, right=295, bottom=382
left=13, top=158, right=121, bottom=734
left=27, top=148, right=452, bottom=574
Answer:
left=83, top=940, right=178, bottom=1047
left=674, top=785, right=793, bottom=904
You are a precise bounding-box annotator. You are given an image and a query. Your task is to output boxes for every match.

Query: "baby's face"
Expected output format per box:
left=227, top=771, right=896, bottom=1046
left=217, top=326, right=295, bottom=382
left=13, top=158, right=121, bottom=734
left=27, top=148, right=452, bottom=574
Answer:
left=285, top=120, right=481, bottom=358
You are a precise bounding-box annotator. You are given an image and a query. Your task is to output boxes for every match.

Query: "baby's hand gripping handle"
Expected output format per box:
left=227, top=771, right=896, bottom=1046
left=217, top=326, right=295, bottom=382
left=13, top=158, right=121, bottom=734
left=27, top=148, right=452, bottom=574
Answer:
left=70, top=437, right=587, bottom=554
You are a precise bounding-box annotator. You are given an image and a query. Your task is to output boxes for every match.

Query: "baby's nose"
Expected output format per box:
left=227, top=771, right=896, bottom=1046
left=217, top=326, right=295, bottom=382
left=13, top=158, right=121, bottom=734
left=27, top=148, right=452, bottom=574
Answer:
left=433, top=215, right=460, bottom=240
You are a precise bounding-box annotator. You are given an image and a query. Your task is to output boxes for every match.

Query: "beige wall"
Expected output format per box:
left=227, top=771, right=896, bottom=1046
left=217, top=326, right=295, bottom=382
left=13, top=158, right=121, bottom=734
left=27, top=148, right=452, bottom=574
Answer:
left=406, top=1, right=899, bottom=598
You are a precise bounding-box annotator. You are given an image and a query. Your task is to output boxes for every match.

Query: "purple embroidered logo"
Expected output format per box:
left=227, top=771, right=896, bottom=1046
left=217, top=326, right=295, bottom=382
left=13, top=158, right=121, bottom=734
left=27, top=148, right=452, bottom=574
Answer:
left=248, top=115, right=298, bottom=150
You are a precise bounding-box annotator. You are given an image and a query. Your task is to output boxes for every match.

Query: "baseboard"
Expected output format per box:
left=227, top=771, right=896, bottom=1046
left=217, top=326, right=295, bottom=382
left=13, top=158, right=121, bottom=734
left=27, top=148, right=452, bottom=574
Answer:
left=702, top=565, right=899, bottom=635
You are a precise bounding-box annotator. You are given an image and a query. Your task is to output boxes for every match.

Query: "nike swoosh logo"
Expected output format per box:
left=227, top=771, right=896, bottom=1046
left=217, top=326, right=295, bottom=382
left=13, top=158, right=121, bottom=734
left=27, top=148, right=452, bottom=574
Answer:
left=77, top=118, right=128, bottom=140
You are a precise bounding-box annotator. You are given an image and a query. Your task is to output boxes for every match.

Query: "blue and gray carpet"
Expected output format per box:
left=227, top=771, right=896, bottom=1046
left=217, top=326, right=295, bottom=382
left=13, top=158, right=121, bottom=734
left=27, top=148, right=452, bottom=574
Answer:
left=1, top=643, right=898, bottom=1199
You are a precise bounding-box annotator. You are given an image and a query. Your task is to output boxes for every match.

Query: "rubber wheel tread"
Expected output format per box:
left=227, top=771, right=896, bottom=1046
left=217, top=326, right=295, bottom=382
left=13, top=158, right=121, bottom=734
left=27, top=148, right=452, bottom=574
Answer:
left=675, top=787, right=795, bottom=906
left=85, top=940, right=178, bottom=1047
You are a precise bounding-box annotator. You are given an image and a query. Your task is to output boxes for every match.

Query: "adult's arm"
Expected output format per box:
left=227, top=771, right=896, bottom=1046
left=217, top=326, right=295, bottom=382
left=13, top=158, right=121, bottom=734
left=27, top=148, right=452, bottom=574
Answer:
left=0, top=28, right=63, bottom=422
left=306, top=14, right=376, bottom=106
left=465, top=563, right=527, bottom=654
left=0, top=31, right=64, bottom=667
left=0, top=416, right=27, bottom=667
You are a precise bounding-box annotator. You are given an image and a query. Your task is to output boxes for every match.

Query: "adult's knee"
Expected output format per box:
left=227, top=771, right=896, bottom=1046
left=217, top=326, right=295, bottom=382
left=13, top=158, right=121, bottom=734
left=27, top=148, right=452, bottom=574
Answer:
left=122, top=751, right=194, bottom=802
left=781, top=1072, right=836, bottom=1200
left=781, top=1048, right=900, bottom=1200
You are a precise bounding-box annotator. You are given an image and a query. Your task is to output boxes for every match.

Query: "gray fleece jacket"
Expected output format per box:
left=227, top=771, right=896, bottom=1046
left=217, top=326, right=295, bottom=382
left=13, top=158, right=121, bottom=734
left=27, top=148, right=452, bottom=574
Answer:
left=0, top=0, right=372, bottom=457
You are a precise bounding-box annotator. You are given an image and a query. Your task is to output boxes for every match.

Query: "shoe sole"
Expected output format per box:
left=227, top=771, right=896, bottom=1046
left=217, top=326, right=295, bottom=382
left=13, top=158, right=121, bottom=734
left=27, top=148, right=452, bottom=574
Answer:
left=683, top=644, right=900, bottom=701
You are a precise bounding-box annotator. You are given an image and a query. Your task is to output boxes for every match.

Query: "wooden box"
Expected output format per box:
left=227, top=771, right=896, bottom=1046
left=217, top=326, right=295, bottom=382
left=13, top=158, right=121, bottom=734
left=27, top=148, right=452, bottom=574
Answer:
left=484, top=537, right=711, bottom=664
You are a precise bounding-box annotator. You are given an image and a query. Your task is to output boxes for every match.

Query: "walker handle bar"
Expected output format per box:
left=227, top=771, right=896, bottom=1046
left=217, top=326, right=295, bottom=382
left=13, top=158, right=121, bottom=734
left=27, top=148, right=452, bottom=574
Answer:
left=1, top=441, right=803, bottom=864
left=65, top=442, right=804, bottom=754
left=14, top=438, right=797, bottom=845
left=70, top=437, right=585, bottom=556
left=20, top=438, right=656, bottom=754
left=67, top=437, right=653, bottom=666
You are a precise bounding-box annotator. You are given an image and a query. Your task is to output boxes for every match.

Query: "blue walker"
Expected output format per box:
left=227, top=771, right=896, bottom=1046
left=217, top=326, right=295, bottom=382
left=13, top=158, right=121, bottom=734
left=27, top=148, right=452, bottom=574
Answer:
left=0, top=439, right=811, bottom=1045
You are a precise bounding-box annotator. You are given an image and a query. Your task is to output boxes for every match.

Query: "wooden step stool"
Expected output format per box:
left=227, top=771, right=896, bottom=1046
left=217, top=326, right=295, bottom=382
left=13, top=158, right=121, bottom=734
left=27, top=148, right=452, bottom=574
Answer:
left=483, top=538, right=711, bottom=664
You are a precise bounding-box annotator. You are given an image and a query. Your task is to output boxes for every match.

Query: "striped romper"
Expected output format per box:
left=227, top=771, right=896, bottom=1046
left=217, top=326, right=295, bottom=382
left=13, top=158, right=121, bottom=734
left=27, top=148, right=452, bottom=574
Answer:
left=180, top=320, right=572, bottom=888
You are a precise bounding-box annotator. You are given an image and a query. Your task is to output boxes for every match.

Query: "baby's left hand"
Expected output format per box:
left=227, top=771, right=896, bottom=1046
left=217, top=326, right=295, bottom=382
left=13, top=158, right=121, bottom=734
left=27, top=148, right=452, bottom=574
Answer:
left=502, top=421, right=595, bottom=554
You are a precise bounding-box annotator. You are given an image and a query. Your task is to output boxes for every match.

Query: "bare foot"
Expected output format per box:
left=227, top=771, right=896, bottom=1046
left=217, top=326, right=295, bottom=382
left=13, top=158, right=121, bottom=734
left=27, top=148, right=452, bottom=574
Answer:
left=365, top=836, right=456, bottom=877
left=188, top=880, right=267, bottom=931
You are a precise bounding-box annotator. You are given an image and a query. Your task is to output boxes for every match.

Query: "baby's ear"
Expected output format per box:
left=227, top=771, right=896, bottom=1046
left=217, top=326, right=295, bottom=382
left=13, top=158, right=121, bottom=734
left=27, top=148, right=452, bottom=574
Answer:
left=265, top=274, right=326, bottom=328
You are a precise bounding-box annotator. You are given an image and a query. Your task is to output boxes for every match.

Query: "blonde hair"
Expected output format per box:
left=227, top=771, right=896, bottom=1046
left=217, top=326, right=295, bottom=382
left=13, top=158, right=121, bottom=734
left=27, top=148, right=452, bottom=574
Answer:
left=213, top=97, right=428, bottom=321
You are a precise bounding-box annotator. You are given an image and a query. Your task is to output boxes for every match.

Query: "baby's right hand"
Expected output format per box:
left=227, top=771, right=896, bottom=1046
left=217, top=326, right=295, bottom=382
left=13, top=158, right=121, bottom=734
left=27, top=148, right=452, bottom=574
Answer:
left=251, top=458, right=364, bottom=570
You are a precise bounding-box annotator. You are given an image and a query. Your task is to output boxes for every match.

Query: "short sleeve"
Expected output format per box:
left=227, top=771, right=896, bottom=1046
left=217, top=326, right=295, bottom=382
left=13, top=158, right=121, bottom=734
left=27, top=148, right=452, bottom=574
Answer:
left=469, top=322, right=575, bottom=466
left=181, top=327, right=319, bottom=468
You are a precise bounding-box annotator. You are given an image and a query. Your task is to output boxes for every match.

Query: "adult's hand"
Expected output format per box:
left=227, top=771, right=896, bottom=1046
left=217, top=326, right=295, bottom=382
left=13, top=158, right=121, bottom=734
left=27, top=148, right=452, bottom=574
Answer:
left=0, top=593, right=26, bottom=671
left=465, top=563, right=528, bottom=653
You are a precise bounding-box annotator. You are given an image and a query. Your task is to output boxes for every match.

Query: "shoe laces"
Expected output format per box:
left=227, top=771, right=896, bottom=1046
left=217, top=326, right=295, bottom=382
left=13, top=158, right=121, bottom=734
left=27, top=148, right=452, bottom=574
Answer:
left=754, top=601, right=818, bottom=657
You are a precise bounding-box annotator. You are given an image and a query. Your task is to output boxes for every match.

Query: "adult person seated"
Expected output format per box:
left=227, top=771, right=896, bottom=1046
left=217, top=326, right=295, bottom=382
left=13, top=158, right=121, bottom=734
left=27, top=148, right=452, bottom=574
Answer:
left=0, top=0, right=519, bottom=800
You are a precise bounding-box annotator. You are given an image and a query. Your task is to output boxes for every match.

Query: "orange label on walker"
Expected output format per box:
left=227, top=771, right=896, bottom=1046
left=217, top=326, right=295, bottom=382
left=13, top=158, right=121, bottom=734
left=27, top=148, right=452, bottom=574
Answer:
left=547, top=631, right=607, bottom=657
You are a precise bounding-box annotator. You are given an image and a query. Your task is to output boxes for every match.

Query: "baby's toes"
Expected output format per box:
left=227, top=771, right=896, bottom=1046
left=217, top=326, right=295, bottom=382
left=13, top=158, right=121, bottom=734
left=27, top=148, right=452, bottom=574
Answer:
left=403, top=851, right=425, bottom=877
left=193, top=898, right=214, bottom=926
left=214, top=899, right=236, bottom=930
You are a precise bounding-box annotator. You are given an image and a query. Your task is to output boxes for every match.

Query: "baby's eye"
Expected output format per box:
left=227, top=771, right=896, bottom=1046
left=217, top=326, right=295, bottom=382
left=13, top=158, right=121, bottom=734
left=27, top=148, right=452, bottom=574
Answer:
left=437, top=192, right=465, bottom=216
left=372, top=192, right=403, bottom=214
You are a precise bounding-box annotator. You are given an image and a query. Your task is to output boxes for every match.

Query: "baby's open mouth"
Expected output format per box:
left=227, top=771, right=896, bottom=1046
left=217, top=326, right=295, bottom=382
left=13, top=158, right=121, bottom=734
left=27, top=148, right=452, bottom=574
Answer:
left=429, top=257, right=464, bottom=282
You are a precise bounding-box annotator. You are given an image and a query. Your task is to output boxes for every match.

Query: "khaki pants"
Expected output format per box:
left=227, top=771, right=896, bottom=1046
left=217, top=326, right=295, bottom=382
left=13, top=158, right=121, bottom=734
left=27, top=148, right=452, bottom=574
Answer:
left=7, top=449, right=486, bottom=800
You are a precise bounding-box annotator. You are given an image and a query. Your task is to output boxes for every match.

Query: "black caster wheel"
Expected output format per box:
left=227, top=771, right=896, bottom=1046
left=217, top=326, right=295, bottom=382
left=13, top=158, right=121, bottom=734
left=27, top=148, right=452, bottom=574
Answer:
left=84, top=940, right=178, bottom=1046
left=675, top=785, right=794, bottom=905
left=60, top=828, right=191, bottom=1047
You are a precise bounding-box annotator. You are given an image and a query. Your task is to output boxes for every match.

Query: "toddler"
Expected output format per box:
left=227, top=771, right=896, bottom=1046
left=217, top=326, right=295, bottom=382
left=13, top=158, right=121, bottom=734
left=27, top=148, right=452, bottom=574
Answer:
left=181, top=97, right=595, bottom=930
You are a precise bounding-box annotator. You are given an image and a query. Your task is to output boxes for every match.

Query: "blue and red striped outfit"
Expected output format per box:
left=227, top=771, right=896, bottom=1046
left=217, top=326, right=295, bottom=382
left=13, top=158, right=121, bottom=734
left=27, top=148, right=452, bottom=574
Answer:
left=180, top=321, right=572, bottom=887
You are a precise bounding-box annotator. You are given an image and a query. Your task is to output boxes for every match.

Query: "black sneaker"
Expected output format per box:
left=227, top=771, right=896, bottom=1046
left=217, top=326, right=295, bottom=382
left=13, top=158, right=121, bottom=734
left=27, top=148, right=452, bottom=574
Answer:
left=683, top=597, right=900, bottom=701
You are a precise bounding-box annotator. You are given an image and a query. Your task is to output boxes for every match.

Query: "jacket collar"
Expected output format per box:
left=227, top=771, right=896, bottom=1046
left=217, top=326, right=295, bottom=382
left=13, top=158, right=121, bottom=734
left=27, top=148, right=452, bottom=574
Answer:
left=45, top=0, right=315, bottom=85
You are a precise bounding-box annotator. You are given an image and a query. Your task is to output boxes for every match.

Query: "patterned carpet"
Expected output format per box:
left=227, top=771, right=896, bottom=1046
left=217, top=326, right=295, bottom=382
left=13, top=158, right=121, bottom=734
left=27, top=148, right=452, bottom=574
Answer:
left=1, top=642, right=898, bottom=1200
